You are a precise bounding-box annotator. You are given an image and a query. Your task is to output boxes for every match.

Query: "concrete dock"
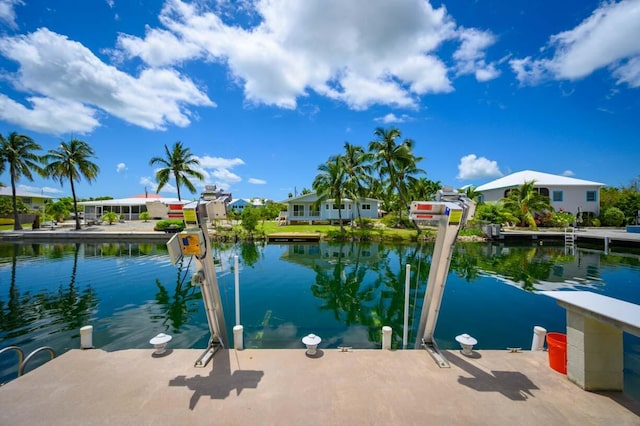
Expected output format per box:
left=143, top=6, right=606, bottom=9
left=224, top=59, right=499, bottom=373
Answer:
left=1, top=348, right=639, bottom=425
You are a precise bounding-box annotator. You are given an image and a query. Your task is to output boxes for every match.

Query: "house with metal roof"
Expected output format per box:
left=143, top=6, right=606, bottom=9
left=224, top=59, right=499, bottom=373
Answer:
left=475, top=170, right=605, bottom=216
left=0, top=187, right=53, bottom=211
left=78, top=194, right=186, bottom=221
left=278, top=192, right=380, bottom=225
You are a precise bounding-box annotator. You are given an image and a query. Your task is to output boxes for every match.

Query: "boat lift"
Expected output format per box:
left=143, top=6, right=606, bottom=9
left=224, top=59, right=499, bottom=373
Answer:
left=409, top=188, right=476, bottom=368
left=166, top=202, right=228, bottom=367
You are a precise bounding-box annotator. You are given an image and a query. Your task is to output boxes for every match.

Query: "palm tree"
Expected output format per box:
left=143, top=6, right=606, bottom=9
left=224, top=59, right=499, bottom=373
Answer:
left=461, top=185, right=481, bottom=203
left=502, top=180, right=552, bottom=230
left=149, top=142, right=204, bottom=201
left=342, top=142, right=371, bottom=225
left=368, top=127, right=421, bottom=224
left=313, top=154, right=347, bottom=233
left=0, top=132, right=43, bottom=230
left=43, top=139, right=100, bottom=230
left=409, top=177, right=442, bottom=201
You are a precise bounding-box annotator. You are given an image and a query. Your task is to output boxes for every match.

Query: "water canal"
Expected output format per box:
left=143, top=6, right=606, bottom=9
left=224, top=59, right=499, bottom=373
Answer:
left=1, top=240, right=639, bottom=397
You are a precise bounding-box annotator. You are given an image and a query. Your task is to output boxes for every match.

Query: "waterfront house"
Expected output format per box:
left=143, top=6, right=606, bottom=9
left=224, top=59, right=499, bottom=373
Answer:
left=279, top=192, right=380, bottom=225
left=475, top=170, right=605, bottom=217
left=79, top=194, right=185, bottom=221
left=0, top=187, right=53, bottom=211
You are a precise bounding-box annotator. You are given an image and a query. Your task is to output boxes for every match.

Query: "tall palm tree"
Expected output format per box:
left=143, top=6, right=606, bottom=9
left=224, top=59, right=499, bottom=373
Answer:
left=149, top=141, right=204, bottom=201
left=342, top=142, right=371, bottom=224
left=43, top=139, right=100, bottom=230
left=313, top=154, right=347, bottom=233
left=502, top=180, right=552, bottom=230
left=368, top=127, right=420, bottom=223
left=0, top=132, right=43, bottom=230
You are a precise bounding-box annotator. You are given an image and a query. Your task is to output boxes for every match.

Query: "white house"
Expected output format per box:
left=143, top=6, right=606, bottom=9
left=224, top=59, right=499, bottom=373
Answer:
left=279, top=192, right=380, bottom=225
left=79, top=194, right=186, bottom=221
left=475, top=170, right=605, bottom=216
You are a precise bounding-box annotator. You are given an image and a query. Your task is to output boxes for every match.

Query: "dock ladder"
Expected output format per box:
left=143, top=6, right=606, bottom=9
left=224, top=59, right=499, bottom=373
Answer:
left=564, top=227, right=576, bottom=254
left=0, top=346, right=56, bottom=385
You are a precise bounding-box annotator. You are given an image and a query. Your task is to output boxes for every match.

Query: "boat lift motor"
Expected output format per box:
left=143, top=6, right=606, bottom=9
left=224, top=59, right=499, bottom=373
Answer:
left=409, top=188, right=476, bottom=367
left=166, top=202, right=228, bottom=367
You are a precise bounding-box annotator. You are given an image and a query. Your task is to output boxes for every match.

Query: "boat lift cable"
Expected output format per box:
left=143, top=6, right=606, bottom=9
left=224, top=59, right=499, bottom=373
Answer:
left=408, top=188, right=476, bottom=368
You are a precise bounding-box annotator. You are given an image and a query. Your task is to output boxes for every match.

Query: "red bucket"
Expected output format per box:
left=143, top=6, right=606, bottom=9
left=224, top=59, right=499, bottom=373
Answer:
left=546, top=332, right=567, bottom=374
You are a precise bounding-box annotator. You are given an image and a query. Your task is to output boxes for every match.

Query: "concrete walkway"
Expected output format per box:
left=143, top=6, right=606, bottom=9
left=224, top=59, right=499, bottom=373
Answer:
left=1, top=348, right=639, bottom=425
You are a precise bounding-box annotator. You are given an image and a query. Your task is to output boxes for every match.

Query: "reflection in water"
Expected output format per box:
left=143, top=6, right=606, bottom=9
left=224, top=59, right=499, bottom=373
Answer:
left=152, top=257, right=202, bottom=333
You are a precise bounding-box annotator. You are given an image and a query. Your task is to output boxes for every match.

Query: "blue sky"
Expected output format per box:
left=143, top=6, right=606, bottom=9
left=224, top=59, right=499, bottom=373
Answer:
left=0, top=0, right=638, bottom=202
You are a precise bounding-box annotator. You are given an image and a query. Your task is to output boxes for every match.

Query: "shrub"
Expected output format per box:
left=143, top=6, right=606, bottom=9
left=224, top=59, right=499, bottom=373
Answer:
left=354, top=218, right=374, bottom=228
left=139, top=211, right=151, bottom=222
left=602, top=207, right=625, bottom=227
left=154, top=219, right=185, bottom=232
left=540, top=211, right=574, bottom=228
left=0, top=218, right=14, bottom=225
left=101, top=211, right=119, bottom=225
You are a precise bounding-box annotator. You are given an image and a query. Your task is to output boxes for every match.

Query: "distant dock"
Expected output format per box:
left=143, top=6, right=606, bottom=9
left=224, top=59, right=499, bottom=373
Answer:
left=266, top=233, right=321, bottom=242
left=493, top=227, right=640, bottom=249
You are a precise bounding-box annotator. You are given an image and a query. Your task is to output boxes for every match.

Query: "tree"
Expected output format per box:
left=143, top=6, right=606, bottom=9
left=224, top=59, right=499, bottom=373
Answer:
left=461, top=185, right=481, bottom=203
left=342, top=142, right=371, bottom=224
left=0, top=132, right=43, bottom=230
left=240, top=206, right=260, bottom=238
left=43, top=139, right=100, bottom=230
left=502, top=180, right=552, bottom=230
left=368, top=127, right=421, bottom=225
left=409, top=178, right=442, bottom=201
left=149, top=141, right=203, bottom=201
left=313, top=155, right=347, bottom=233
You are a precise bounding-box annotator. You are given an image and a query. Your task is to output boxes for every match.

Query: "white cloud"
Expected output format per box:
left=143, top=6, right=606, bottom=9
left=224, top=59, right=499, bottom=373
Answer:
left=456, top=154, right=503, bottom=180
left=454, top=28, right=500, bottom=82
left=140, top=175, right=177, bottom=195
left=561, top=170, right=575, bottom=177
left=0, top=0, right=22, bottom=29
left=0, top=28, right=215, bottom=134
left=248, top=178, right=266, bottom=185
left=0, top=95, right=101, bottom=134
left=116, top=0, right=497, bottom=110
left=195, top=155, right=244, bottom=191
left=374, top=113, right=411, bottom=124
left=116, top=162, right=127, bottom=173
left=510, top=0, right=640, bottom=87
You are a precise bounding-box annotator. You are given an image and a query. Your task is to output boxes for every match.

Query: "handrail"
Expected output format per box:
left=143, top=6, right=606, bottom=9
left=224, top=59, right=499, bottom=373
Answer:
left=0, top=346, right=25, bottom=382
left=18, top=347, right=56, bottom=377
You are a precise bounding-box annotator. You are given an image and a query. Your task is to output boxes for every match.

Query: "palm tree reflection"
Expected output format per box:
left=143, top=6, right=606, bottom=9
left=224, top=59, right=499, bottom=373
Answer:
left=153, top=258, right=201, bottom=332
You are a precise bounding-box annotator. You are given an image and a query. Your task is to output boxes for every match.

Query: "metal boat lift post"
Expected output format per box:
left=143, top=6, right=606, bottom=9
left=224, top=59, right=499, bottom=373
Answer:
left=409, top=189, right=476, bottom=367
left=166, top=202, right=228, bottom=367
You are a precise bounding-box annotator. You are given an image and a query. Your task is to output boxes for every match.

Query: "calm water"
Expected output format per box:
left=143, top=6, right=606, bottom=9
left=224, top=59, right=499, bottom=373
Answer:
left=1, top=240, right=640, bottom=397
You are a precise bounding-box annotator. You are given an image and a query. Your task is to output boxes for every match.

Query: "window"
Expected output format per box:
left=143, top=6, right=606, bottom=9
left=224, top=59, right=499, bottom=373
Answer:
left=552, top=191, right=563, bottom=202
left=586, top=191, right=597, bottom=202
left=332, top=204, right=345, bottom=210
left=293, top=204, right=305, bottom=217
left=309, top=205, right=320, bottom=217
left=362, top=204, right=371, bottom=210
